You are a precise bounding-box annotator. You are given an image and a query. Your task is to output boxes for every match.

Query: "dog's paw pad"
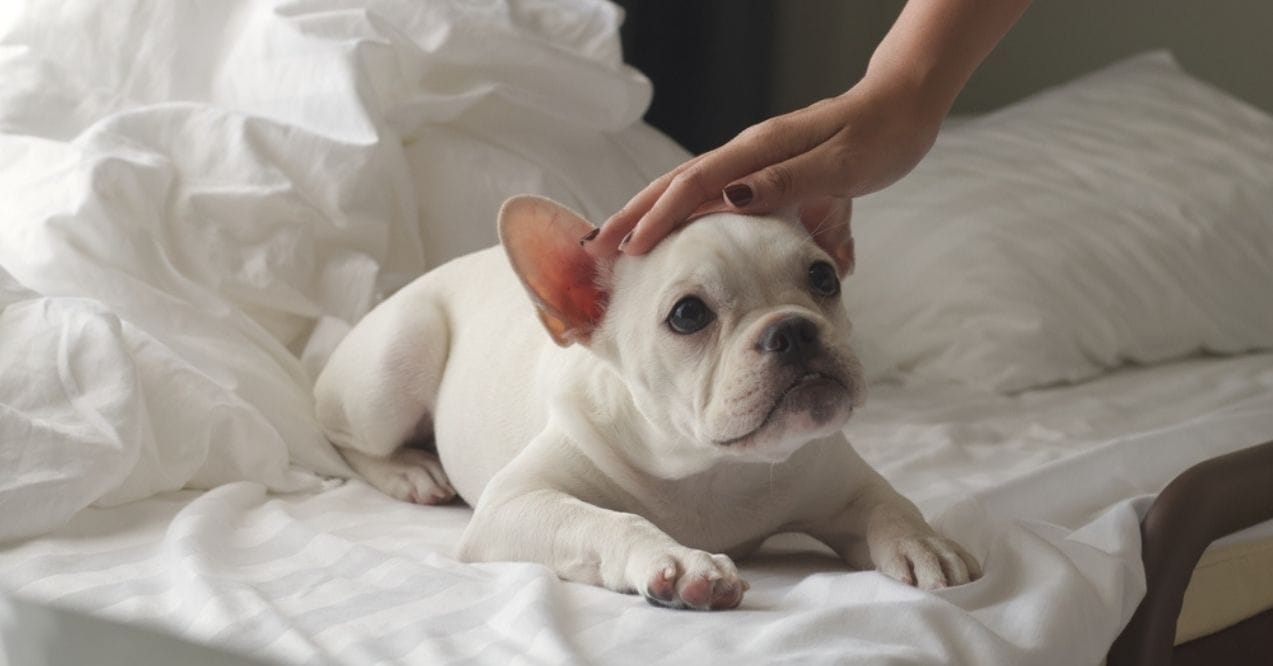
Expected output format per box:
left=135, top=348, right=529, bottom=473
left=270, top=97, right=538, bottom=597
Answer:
left=679, top=575, right=714, bottom=608
left=645, top=564, right=677, bottom=604
left=639, top=550, right=745, bottom=611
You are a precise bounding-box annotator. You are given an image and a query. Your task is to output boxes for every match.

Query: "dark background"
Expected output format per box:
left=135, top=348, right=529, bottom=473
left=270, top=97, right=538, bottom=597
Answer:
left=615, top=1, right=776, bottom=154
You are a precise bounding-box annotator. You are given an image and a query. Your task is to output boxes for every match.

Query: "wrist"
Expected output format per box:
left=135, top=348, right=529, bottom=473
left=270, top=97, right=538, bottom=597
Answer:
left=847, top=57, right=949, bottom=149
left=860, top=50, right=957, bottom=126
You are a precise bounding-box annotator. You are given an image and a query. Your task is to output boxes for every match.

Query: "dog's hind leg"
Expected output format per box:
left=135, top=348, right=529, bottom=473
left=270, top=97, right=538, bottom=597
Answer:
left=340, top=446, right=454, bottom=505
left=314, top=284, right=456, bottom=504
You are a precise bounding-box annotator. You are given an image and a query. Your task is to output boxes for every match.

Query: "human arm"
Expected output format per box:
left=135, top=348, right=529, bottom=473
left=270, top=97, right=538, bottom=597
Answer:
left=586, top=0, right=1031, bottom=256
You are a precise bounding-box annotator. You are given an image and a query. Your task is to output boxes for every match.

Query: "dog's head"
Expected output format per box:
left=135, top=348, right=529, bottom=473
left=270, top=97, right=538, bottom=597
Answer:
left=500, top=195, right=864, bottom=465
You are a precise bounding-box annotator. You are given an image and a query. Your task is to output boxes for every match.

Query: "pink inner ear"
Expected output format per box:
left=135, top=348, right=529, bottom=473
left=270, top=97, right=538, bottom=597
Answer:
left=520, top=230, right=608, bottom=341
left=500, top=195, right=610, bottom=344
left=558, top=253, right=608, bottom=326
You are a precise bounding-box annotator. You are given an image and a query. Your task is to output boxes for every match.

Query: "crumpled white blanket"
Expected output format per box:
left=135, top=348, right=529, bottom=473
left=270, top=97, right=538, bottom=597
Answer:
left=0, top=0, right=674, bottom=542
left=3, top=1, right=1269, bottom=664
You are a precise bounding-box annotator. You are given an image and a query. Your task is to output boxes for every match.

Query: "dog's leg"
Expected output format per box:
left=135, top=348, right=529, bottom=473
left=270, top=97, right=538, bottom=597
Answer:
left=457, top=489, right=748, bottom=610
left=807, top=471, right=981, bottom=589
left=314, top=288, right=456, bottom=504
left=340, top=446, right=455, bottom=505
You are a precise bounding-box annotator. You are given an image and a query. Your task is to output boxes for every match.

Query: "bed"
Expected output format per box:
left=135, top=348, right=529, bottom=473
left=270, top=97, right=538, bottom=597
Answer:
left=2, top=1, right=1272, bottom=664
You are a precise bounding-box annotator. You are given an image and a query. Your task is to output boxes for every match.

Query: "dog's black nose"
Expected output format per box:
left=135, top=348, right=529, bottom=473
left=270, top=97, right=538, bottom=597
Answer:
left=757, top=316, right=819, bottom=362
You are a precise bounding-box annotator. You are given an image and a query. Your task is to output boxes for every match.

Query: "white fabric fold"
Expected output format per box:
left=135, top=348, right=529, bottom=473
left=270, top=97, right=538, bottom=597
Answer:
left=0, top=0, right=659, bottom=541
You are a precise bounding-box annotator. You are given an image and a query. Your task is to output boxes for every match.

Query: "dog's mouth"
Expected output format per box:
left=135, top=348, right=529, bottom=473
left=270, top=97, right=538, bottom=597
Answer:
left=714, top=371, right=851, bottom=447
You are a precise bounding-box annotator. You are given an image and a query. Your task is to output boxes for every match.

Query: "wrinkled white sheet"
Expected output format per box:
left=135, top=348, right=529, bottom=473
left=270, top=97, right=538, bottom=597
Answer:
left=5, top=354, right=1273, bottom=665
left=3, top=1, right=1273, bottom=664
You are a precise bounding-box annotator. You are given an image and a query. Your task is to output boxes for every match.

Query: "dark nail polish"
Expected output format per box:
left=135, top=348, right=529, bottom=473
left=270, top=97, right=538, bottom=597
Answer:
left=618, top=231, right=633, bottom=251
left=579, top=228, right=600, bottom=246
left=724, top=183, right=753, bottom=207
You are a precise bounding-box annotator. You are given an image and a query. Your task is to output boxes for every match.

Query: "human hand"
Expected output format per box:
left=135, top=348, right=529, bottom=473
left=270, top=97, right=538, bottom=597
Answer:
left=585, top=73, right=946, bottom=257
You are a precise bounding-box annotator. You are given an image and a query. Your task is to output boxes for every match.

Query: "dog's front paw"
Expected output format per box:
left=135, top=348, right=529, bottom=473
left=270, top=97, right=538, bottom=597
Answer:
left=635, top=547, right=748, bottom=611
left=874, top=534, right=982, bottom=590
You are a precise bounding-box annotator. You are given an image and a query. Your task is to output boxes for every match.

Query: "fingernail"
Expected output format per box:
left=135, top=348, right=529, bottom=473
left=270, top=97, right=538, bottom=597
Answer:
left=618, top=231, right=633, bottom=252
left=578, top=228, right=599, bottom=246
left=724, top=183, right=753, bottom=207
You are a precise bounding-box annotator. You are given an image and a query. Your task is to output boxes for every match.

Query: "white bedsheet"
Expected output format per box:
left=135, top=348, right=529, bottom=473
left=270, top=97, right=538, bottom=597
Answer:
left=4, top=1, right=1273, bottom=664
left=4, top=354, right=1273, bottom=665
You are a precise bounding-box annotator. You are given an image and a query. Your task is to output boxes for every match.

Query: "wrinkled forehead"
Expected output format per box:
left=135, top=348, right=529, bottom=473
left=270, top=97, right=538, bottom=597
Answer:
left=613, top=213, right=818, bottom=301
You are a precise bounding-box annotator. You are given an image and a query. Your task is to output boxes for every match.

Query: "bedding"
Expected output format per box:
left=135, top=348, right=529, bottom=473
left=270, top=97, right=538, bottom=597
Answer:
left=0, top=0, right=674, bottom=542
left=3, top=353, right=1273, bottom=664
left=845, top=52, right=1273, bottom=393
left=3, top=1, right=1272, bottom=664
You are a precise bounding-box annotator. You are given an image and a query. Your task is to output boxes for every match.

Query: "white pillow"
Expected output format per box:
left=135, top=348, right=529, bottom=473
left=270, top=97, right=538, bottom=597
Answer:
left=845, top=51, right=1273, bottom=393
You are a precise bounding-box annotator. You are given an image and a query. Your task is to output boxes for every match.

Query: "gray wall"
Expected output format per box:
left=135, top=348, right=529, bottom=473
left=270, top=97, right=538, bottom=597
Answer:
left=770, top=0, right=1273, bottom=116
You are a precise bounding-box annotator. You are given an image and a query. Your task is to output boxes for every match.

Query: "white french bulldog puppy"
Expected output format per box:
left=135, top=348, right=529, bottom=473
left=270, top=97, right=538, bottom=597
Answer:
left=314, top=195, right=980, bottom=610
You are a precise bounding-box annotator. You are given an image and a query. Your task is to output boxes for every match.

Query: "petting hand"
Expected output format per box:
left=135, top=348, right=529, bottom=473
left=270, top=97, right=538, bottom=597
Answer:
left=584, top=73, right=946, bottom=257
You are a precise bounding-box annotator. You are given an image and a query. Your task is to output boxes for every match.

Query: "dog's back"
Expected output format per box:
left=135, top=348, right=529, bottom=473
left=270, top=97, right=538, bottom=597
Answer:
left=315, top=244, right=568, bottom=505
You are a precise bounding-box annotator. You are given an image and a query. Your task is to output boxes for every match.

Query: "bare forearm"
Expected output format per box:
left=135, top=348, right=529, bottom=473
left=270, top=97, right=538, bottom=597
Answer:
left=867, top=0, right=1031, bottom=117
left=589, top=0, right=1029, bottom=257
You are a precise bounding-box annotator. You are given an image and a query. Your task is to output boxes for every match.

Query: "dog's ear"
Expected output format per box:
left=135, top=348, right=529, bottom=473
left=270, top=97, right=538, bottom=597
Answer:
left=796, top=197, right=854, bottom=277
left=499, top=195, right=609, bottom=347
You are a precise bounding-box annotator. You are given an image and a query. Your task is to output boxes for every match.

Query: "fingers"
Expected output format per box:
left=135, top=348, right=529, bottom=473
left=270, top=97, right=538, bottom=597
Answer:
left=587, top=156, right=704, bottom=258
left=613, top=167, right=724, bottom=255
left=585, top=82, right=939, bottom=257
left=588, top=104, right=841, bottom=257
left=721, top=137, right=853, bottom=216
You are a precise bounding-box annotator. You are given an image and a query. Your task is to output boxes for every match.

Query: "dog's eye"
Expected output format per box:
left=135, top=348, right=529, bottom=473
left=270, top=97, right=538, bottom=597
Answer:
left=808, top=261, right=840, bottom=297
left=667, top=296, right=715, bottom=335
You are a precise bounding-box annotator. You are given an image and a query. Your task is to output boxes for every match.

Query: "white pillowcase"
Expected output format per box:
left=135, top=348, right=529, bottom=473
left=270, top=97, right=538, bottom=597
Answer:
left=845, top=52, right=1273, bottom=393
